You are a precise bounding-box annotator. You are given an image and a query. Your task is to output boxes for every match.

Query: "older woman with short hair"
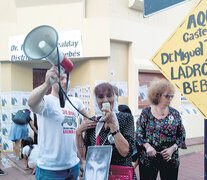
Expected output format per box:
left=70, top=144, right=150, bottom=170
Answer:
left=76, top=82, right=136, bottom=179
left=136, top=78, right=187, bottom=180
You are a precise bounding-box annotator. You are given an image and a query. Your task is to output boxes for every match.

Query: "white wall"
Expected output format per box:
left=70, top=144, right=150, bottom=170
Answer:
left=0, top=0, right=203, bottom=139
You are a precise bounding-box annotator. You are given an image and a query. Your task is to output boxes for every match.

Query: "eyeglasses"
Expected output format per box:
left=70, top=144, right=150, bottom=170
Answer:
left=162, top=94, right=174, bottom=99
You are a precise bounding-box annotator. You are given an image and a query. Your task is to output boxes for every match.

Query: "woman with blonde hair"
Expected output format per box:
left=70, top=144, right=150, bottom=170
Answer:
left=136, top=78, right=187, bottom=180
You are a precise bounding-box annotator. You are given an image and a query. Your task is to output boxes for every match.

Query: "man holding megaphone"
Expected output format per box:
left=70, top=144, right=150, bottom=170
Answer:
left=28, top=65, right=88, bottom=180
left=25, top=25, right=88, bottom=180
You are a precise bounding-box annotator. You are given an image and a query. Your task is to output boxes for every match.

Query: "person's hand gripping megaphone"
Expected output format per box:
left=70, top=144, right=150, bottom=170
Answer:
left=45, top=66, right=59, bottom=86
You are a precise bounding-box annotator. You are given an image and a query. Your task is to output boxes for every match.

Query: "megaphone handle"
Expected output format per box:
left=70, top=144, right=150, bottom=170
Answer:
left=50, top=77, right=56, bottom=85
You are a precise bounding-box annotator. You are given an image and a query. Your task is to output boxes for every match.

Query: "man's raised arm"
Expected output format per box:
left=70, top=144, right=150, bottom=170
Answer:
left=28, top=66, right=58, bottom=113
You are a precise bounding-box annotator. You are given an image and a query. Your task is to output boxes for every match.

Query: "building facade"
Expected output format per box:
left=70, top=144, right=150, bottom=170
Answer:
left=0, top=0, right=203, bottom=150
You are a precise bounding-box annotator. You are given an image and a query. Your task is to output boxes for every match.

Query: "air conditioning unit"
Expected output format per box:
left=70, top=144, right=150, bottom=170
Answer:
left=129, top=0, right=143, bottom=11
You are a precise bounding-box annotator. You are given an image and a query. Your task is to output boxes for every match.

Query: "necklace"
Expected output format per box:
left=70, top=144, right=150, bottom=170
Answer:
left=155, top=106, right=168, bottom=116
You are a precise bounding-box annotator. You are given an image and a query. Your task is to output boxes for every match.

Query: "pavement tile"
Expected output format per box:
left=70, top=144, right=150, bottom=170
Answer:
left=1, top=144, right=205, bottom=180
left=134, top=149, right=204, bottom=180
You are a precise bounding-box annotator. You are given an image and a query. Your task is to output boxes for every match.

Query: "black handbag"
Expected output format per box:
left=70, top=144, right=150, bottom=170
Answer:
left=12, top=109, right=31, bottom=125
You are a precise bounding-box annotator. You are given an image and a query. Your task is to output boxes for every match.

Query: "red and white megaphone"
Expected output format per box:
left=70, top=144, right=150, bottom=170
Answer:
left=23, top=25, right=73, bottom=73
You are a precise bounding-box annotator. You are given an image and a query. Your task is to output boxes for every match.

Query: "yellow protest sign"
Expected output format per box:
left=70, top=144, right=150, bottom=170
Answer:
left=150, top=0, right=207, bottom=118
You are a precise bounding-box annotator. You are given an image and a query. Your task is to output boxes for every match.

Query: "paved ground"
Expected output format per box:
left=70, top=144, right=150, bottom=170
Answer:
left=134, top=143, right=204, bottom=180
left=0, top=139, right=204, bottom=180
left=179, top=149, right=204, bottom=180
left=0, top=151, right=35, bottom=180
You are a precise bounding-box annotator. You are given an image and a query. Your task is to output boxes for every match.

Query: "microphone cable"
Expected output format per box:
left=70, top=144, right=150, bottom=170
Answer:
left=56, top=47, right=95, bottom=121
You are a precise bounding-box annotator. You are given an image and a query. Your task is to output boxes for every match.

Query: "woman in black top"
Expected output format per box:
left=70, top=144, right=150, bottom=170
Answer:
left=76, top=82, right=136, bottom=179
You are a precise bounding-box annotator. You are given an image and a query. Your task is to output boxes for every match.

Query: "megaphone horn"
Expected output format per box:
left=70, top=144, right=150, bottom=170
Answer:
left=23, top=25, right=73, bottom=73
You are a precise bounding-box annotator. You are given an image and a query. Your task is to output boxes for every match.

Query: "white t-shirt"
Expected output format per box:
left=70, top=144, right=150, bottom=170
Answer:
left=22, top=144, right=39, bottom=169
left=36, top=94, right=85, bottom=170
